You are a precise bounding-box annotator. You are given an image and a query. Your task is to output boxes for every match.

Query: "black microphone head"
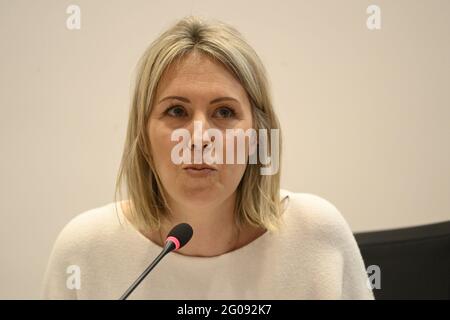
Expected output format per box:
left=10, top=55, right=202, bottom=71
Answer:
left=166, top=223, right=193, bottom=250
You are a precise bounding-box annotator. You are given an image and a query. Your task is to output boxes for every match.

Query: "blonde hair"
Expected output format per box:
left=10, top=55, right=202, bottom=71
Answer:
left=115, top=15, right=285, bottom=234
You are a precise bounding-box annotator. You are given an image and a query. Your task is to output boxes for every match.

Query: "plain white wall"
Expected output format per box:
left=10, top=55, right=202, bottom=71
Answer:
left=0, top=0, right=449, bottom=299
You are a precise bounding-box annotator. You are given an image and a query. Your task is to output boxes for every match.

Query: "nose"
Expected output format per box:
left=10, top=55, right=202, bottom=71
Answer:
left=188, top=112, right=214, bottom=151
left=190, top=141, right=211, bottom=151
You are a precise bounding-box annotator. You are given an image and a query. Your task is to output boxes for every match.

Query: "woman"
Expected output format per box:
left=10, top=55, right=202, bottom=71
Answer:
left=42, top=16, right=374, bottom=300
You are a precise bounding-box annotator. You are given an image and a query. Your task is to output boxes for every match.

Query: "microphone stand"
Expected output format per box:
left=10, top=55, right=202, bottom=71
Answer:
left=119, top=241, right=175, bottom=300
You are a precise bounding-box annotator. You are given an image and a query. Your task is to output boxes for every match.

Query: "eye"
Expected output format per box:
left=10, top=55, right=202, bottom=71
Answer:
left=214, top=106, right=236, bottom=119
left=165, top=105, right=187, bottom=118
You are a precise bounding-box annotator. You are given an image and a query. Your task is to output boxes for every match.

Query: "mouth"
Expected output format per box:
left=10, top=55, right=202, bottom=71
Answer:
left=182, top=164, right=218, bottom=177
left=182, top=164, right=218, bottom=171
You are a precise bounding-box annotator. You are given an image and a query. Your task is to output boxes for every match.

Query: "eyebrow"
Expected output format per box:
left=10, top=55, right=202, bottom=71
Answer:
left=158, top=96, right=240, bottom=104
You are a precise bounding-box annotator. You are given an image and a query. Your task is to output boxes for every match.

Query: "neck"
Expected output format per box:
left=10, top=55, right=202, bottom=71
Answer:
left=158, top=192, right=240, bottom=257
left=122, top=193, right=267, bottom=257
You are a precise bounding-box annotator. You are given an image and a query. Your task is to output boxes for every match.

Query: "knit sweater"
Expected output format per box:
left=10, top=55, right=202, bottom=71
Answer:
left=42, top=189, right=375, bottom=300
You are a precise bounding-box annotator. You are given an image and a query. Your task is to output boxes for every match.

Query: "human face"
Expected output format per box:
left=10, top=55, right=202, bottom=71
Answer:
left=148, top=52, right=254, bottom=209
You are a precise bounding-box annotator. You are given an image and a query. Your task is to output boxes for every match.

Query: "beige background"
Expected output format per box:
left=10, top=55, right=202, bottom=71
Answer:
left=0, top=0, right=449, bottom=299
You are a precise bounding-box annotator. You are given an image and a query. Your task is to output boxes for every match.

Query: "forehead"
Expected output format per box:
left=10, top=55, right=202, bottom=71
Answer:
left=155, top=52, right=248, bottom=101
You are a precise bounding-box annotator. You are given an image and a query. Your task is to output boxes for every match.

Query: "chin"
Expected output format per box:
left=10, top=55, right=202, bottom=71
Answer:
left=179, top=197, right=218, bottom=210
left=181, top=184, right=216, bottom=196
left=177, top=185, right=222, bottom=205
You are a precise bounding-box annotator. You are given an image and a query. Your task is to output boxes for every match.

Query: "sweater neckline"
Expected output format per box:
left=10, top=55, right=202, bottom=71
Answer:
left=115, top=201, right=276, bottom=262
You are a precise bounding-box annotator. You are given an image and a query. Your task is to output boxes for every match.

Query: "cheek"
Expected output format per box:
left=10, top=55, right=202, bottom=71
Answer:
left=148, top=123, right=177, bottom=172
left=219, top=163, right=247, bottom=189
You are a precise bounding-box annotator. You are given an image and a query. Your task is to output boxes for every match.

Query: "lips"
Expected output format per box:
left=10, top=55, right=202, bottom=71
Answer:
left=182, top=164, right=218, bottom=171
left=182, top=164, right=218, bottom=177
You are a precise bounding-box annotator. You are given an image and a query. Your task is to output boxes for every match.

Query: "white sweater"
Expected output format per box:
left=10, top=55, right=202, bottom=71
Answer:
left=42, top=189, right=374, bottom=300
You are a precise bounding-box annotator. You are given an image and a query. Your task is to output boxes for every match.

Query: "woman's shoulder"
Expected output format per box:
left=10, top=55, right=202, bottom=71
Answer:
left=279, top=189, right=354, bottom=245
left=280, top=188, right=344, bottom=220
left=42, top=202, right=128, bottom=299
left=279, top=189, right=374, bottom=300
left=50, top=202, right=125, bottom=255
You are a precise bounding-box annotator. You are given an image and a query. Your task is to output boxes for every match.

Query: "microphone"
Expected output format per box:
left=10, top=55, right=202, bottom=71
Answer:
left=119, top=223, right=193, bottom=300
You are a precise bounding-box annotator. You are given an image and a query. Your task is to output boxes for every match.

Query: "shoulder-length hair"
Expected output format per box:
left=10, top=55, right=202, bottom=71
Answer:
left=115, top=15, right=285, bottom=234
